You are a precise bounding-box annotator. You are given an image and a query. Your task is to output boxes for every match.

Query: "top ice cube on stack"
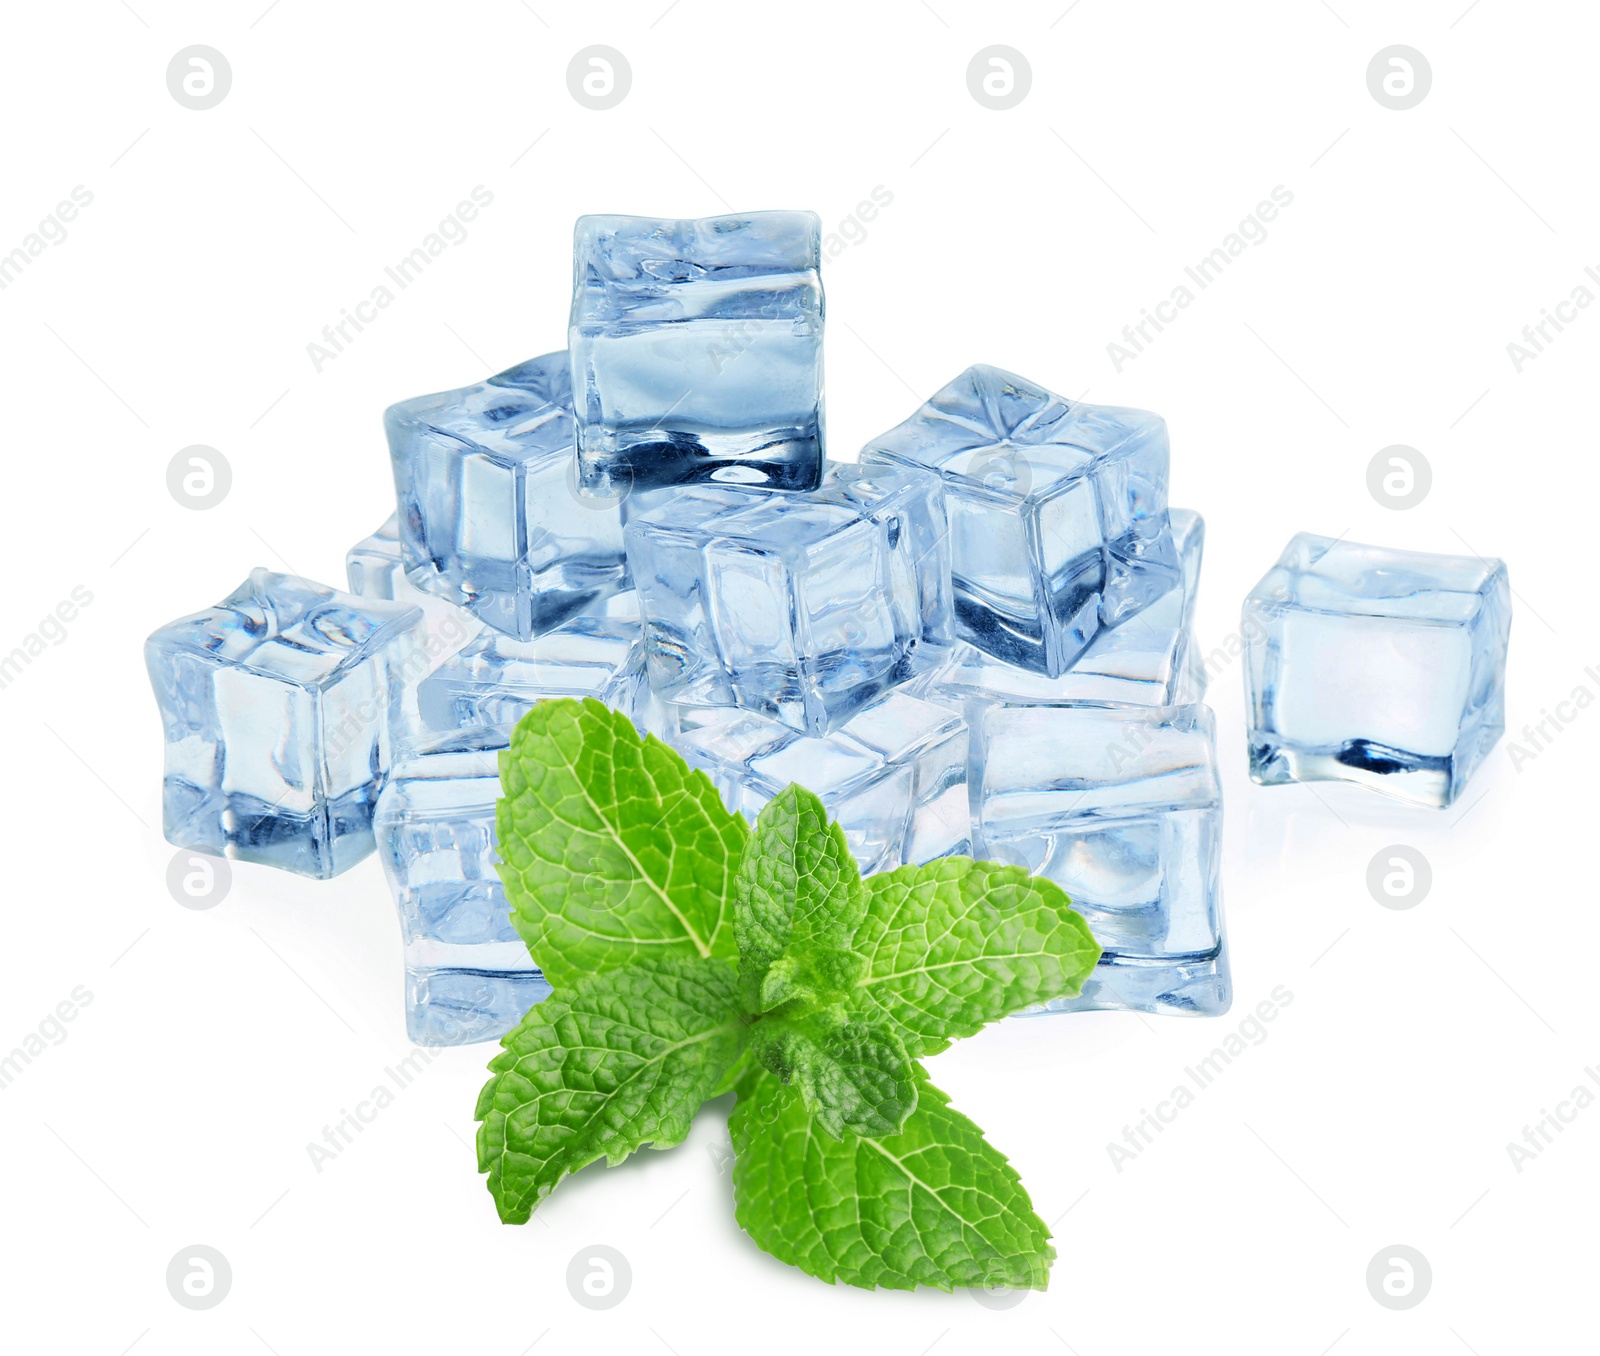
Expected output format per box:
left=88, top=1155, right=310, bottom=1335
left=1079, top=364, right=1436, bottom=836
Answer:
left=570, top=211, right=826, bottom=496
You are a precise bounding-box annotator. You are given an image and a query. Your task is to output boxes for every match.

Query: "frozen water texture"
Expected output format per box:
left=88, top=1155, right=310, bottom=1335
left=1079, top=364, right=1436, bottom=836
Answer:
left=570, top=212, right=824, bottom=496
left=416, top=610, right=650, bottom=737
left=671, top=690, right=969, bottom=875
left=1243, top=534, right=1511, bottom=807
left=626, top=464, right=950, bottom=735
left=375, top=728, right=548, bottom=1044
left=976, top=703, right=1229, bottom=1016
left=146, top=569, right=426, bottom=879
left=909, top=507, right=1205, bottom=714
left=386, top=350, right=629, bottom=640
left=345, top=514, right=414, bottom=601
left=345, top=511, right=453, bottom=607
left=862, top=364, right=1178, bottom=677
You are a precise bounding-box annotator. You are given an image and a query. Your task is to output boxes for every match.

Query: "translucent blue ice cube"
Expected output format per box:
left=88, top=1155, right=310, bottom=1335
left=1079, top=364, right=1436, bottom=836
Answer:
left=416, top=610, right=648, bottom=736
left=1243, top=534, right=1511, bottom=807
left=347, top=511, right=452, bottom=605
left=910, top=507, right=1205, bottom=713
left=345, top=514, right=412, bottom=601
left=625, top=463, right=950, bottom=735
left=976, top=702, right=1229, bottom=1017
left=385, top=350, right=629, bottom=640
left=374, top=728, right=549, bottom=1044
left=862, top=364, right=1178, bottom=677
left=570, top=212, right=825, bottom=496
left=145, top=569, right=426, bottom=879
left=670, top=689, right=969, bottom=875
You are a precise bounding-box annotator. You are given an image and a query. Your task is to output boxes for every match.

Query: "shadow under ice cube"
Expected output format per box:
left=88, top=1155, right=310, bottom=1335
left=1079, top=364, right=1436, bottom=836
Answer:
left=862, top=364, right=1178, bottom=678
left=374, top=728, right=548, bottom=1045
left=385, top=350, right=628, bottom=641
left=1243, top=533, right=1511, bottom=807
left=976, top=702, right=1229, bottom=1017
left=569, top=212, right=825, bottom=496
left=145, top=569, right=426, bottom=879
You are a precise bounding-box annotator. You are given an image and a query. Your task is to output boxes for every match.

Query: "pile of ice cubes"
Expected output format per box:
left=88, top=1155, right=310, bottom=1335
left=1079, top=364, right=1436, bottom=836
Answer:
left=146, top=210, right=1511, bottom=1046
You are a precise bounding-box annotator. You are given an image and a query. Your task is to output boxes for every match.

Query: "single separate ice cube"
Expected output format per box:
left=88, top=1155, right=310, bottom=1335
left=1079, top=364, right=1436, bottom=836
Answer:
left=374, top=728, right=549, bottom=1044
left=671, top=689, right=970, bottom=875
left=862, top=364, right=1178, bottom=677
left=385, top=350, right=629, bottom=640
left=625, top=463, right=950, bottom=735
left=909, top=507, right=1206, bottom=713
left=1243, top=534, right=1511, bottom=807
left=570, top=212, right=825, bottom=496
left=146, top=569, right=427, bottom=878
left=416, top=611, right=649, bottom=736
left=976, top=702, right=1229, bottom=1017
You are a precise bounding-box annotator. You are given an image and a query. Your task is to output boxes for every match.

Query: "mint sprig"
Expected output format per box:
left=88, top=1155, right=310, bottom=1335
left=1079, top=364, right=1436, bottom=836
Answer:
left=477, top=697, right=1101, bottom=1291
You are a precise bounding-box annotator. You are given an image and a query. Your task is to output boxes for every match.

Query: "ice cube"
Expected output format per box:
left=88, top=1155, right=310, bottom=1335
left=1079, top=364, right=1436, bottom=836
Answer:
left=862, top=364, right=1178, bottom=676
left=1243, top=534, right=1511, bottom=807
left=909, top=507, right=1206, bottom=713
left=374, top=728, right=549, bottom=1044
left=346, top=512, right=450, bottom=604
left=416, top=611, right=649, bottom=736
left=385, top=350, right=629, bottom=640
left=345, top=513, right=413, bottom=601
left=570, top=212, right=825, bottom=496
left=975, top=702, right=1229, bottom=1017
left=670, top=689, right=970, bottom=875
left=625, top=464, right=950, bottom=735
left=145, top=569, right=428, bottom=878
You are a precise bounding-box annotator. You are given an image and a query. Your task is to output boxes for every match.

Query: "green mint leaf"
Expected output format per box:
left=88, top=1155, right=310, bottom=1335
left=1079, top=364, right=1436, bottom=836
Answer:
left=730, top=1065, right=1054, bottom=1291
left=496, top=697, right=748, bottom=986
left=735, top=784, right=865, bottom=1013
left=476, top=955, right=747, bottom=1224
left=848, top=858, right=1101, bottom=1057
left=708, top=1044, right=756, bottom=1100
left=755, top=1014, right=916, bottom=1139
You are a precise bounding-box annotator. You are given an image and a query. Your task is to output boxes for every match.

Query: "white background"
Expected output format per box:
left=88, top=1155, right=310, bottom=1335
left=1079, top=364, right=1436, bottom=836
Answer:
left=1, top=2, right=1595, bottom=1352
